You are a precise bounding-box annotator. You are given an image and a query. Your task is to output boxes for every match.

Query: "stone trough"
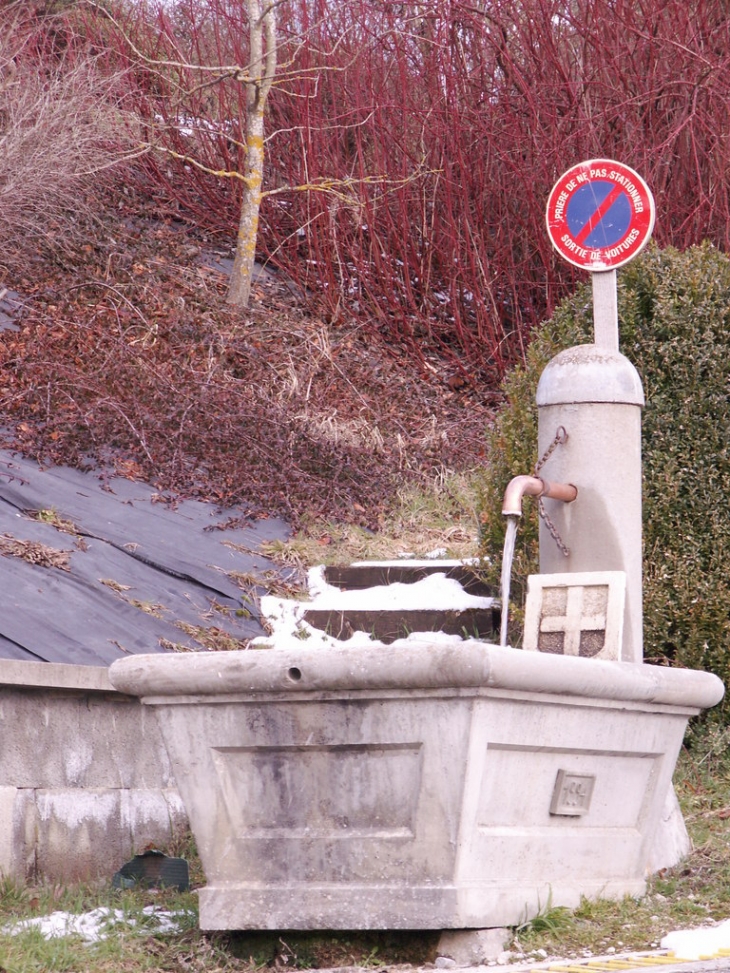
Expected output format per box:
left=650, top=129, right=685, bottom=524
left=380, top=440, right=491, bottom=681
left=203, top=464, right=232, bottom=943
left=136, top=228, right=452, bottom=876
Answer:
left=109, top=640, right=722, bottom=931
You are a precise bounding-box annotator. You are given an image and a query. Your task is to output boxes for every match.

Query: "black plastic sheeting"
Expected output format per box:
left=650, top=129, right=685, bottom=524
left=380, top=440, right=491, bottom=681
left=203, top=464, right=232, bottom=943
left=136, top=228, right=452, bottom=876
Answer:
left=113, top=850, right=189, bottom=891
left=0, top=452, right=290, bottom=666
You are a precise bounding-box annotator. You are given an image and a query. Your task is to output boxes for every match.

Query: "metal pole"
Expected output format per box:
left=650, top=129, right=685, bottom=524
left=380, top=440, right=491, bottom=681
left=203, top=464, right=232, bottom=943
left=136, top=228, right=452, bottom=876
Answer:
left=592, top=270, right=619, bottom=351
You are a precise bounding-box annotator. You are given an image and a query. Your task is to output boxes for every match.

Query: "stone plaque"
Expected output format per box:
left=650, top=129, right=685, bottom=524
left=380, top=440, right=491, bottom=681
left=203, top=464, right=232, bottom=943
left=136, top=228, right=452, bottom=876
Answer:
left=550, top=770, right=596, bottom=816
left=523, top=571, right=626, bottom=660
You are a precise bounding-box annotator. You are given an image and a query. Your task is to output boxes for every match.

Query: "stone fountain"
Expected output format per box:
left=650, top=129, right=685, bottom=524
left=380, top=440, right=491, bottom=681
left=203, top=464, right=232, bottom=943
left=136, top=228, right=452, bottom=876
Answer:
left=109, top=160, right=724, bottom=932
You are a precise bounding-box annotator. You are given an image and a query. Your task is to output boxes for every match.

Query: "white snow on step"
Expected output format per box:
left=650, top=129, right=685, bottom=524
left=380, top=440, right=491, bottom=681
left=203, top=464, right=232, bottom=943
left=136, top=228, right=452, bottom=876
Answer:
left=255, top=564, right=495, bottom=647
left=352, top=557, right=479, bottom=568
left=306, top=565, right=493, bottom=609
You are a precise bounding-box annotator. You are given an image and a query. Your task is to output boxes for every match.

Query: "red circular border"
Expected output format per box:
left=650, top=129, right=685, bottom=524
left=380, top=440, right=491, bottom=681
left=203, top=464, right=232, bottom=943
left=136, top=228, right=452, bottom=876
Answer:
left=546, top=159, right=655, bottom=271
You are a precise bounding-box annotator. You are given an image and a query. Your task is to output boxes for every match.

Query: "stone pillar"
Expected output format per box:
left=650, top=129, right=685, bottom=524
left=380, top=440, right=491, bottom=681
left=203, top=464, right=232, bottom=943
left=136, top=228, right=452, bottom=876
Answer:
left=536, top=344, right=644, bottom=663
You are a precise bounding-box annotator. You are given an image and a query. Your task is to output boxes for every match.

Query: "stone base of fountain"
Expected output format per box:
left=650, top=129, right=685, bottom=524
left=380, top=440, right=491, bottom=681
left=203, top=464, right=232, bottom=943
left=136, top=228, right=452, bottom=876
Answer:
left=109, top=641, right=723, bottom=931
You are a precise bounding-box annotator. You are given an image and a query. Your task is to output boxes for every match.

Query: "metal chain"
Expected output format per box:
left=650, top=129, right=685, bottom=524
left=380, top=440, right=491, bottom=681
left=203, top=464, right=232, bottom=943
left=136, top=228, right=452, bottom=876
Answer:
left=538, top=497, right=571, bottom=557
left=534, top=426, right=571, bottom=557
left=533, top=425, right=568, bottom=476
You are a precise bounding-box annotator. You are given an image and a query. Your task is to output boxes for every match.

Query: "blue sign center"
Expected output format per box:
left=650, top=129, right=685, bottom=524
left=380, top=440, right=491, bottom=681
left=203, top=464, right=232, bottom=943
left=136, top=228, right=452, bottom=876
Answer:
left=566, top=181, right=632, bottom=249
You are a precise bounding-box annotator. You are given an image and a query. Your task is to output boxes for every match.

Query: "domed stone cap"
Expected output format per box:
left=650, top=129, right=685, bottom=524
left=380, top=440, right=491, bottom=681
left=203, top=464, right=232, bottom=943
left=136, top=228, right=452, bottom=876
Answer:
left=536, top=343, right=645, bottom=406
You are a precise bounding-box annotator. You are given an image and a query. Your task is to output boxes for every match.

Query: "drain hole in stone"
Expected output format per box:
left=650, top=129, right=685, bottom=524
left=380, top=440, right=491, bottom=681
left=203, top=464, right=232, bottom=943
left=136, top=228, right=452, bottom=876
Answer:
left=288, top=667, right=302, bottom=682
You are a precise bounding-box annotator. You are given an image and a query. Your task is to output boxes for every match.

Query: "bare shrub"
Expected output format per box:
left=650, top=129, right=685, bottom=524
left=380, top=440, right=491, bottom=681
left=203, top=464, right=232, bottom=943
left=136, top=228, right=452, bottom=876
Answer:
left=100, top=0, right=730, bottom=381
left=0, top=9, right=136, bottom=264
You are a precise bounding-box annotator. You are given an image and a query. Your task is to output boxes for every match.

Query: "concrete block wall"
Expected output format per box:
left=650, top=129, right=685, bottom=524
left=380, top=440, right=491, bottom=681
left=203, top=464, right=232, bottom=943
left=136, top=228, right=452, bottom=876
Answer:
left=0, top=660, right=187, bottom=883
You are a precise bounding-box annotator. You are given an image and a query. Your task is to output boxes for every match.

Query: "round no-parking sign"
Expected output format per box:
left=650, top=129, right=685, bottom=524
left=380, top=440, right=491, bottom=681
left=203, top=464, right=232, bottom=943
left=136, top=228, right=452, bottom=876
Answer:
left=546, top=159, right=655, bottom=271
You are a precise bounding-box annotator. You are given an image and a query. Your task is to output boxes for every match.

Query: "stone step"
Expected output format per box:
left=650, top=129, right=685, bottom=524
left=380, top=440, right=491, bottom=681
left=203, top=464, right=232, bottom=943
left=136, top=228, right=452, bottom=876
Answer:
left=324, top=560, right=495, bottom=597
left=301, top=561, right=500, bottom=643
left=302, top=606, right=498, bottom=644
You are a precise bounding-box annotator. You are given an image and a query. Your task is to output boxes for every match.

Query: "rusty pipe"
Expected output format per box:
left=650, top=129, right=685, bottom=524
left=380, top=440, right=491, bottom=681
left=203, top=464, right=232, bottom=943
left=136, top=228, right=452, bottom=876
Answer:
left=502, top=475, right=577, bottom=517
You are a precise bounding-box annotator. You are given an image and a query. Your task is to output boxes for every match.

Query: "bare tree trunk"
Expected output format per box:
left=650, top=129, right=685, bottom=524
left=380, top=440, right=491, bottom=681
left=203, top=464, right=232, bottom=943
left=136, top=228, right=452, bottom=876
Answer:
left=226, top=0, right=276, bottom=307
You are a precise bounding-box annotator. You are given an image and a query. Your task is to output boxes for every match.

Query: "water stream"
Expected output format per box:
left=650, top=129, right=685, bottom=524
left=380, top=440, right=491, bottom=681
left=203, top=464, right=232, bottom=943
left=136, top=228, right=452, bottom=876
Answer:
left=499, top=515, right=519, bottom=647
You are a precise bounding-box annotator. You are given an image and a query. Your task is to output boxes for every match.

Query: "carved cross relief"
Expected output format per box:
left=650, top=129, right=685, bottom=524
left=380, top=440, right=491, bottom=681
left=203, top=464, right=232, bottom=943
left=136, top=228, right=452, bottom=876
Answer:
left=523, top=571, right=626, bottom=660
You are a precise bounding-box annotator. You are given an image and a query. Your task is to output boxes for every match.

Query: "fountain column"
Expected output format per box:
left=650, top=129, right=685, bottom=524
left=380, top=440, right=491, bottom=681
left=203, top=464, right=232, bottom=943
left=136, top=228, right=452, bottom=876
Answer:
left=536, top=345, right=644, bottom=662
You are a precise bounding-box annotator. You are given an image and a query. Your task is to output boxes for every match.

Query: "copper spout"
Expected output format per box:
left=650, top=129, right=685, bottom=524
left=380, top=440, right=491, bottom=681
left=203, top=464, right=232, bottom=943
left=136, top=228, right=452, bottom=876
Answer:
left=502, top=475, right=577, bottom=517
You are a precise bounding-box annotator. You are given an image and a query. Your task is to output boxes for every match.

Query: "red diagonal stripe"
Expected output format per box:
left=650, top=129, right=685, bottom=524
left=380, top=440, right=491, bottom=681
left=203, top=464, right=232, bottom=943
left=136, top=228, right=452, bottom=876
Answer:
left=575, top=184, right=625, bottom=246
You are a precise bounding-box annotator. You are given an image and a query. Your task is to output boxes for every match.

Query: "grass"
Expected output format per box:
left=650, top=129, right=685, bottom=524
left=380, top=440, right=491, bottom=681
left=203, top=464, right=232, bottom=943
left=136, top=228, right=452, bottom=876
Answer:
left=260, top=470, right=484, bottom=570
left=0, top=877, right=439, bottom=972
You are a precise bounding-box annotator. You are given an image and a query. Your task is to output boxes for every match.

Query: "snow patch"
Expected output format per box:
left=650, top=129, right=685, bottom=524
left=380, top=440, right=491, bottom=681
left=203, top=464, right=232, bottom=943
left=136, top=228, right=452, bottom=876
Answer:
left=661, top=919, right=730, bottom=960
left=4, top=906, right=191, bottom=943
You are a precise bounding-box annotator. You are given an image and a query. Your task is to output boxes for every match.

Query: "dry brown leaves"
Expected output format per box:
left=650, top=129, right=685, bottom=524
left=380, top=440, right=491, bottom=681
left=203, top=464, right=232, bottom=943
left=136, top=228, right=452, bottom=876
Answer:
left=0, top=534, right=71, bottom=571
left=0, top=185, right=496, bottom=528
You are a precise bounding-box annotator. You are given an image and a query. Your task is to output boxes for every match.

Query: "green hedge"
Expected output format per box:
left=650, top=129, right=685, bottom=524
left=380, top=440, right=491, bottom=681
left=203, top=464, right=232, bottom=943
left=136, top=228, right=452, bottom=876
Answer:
left=477, top=243, right=730, bottom=713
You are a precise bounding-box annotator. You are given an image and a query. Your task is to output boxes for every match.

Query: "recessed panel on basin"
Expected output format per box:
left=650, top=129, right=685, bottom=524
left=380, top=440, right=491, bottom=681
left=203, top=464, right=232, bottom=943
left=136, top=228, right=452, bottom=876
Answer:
left=212, top=743, right=423, bottom=836
left=477, top=744, right=658, bottom=830
left=452, top=742, right=661, bottom=885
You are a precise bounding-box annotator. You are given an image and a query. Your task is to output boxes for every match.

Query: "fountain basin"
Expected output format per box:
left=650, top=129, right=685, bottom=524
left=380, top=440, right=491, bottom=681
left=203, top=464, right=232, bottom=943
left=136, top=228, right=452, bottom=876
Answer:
left=109, top=642, right=723, bottom=931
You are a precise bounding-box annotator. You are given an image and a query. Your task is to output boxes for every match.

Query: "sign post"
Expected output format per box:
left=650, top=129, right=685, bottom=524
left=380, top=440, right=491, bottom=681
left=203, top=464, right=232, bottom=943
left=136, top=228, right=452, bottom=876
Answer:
left=545, top=159, right=655, bottom=349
